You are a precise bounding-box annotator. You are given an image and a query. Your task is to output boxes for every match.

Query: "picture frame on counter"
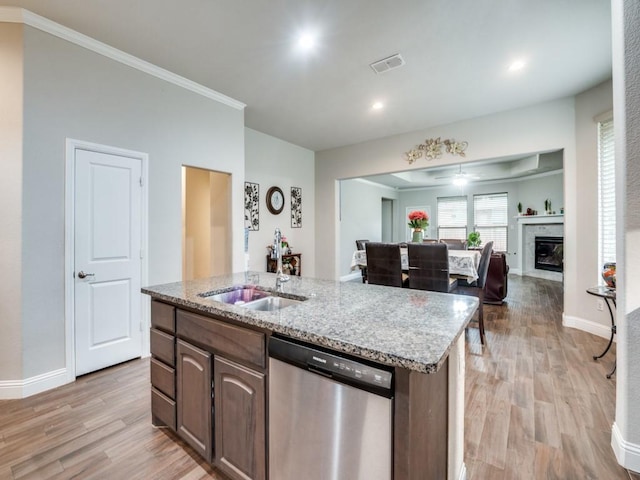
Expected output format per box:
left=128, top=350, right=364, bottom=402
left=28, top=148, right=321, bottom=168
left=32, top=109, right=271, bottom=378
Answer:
left=244, top=181, right=259, bottom=231
left=291, top=186, right=302, bottom=228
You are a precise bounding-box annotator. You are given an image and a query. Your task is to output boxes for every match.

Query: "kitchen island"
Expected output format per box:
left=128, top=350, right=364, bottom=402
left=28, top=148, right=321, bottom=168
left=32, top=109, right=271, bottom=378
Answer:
left=143, top=271, right=478, bottom=480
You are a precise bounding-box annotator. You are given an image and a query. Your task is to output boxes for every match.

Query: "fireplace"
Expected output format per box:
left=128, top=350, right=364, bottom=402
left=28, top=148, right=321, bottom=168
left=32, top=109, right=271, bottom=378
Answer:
left=535, top=236, right=564, bottom=272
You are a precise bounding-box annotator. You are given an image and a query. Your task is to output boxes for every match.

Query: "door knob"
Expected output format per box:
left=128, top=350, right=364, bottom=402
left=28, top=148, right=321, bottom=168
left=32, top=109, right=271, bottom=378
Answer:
left=77, top=271, right=95, bottom=279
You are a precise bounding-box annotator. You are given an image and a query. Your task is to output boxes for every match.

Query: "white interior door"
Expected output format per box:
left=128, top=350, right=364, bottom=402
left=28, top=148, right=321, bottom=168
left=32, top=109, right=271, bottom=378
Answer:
left=74, top=148, right=142, bottom=376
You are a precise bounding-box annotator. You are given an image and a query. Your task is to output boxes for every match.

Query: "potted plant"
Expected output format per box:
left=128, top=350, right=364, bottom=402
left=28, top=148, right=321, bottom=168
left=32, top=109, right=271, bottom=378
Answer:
left=467, top=231, right=481, bottom=248
left=517, top=202, right=523, bottom=215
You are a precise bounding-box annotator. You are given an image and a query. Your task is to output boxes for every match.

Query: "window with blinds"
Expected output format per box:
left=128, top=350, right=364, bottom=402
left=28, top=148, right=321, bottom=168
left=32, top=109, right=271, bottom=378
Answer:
left=437, top=196, right=467, bottom=240
left=473, top=193, right=508, bottom=251
left=598, top=118, right=615, bottom=267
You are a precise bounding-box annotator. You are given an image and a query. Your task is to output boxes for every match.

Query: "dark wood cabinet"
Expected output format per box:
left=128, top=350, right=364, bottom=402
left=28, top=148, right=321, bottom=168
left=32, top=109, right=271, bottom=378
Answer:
left=150, top=302, right=267, bottom=480
left=176, top=339, right=213, bottom=462
left=150, top=301, right=176, bottom=431
left=214, top=356, right=266, bottom=480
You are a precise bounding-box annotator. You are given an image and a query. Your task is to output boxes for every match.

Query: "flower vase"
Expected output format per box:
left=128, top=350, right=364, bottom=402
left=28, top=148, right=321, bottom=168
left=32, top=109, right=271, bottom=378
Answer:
left=602, top=262, right=616, bottom=288
left=411, top=228, right=424, bottom=243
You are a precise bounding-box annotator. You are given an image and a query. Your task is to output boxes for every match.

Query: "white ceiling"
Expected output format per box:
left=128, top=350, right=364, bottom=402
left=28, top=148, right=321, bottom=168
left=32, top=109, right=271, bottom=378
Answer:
left=2, top=0, right=612, bottom=152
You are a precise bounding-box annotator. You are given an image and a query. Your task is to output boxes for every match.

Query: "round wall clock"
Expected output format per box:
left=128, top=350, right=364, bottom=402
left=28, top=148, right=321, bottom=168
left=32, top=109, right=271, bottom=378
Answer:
left=266, top=186, right=285, bottom=215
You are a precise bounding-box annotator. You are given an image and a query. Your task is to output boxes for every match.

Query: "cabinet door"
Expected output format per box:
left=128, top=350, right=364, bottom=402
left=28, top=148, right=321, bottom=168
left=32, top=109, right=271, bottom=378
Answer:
left=176, top=339, right=212, bottom=462
left=214, top=356, right=265, bottom=480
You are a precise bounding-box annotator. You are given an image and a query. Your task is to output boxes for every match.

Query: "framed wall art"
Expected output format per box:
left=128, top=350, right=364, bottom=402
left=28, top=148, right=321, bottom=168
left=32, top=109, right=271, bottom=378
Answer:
left=244, top=181, right=259, bottom=230
left=291, top=186, right=302, bottom=228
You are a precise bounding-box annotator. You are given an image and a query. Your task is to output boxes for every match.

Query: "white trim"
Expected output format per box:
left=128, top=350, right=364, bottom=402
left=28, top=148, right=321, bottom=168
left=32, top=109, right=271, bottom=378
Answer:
left=65, top=139, right=150, bottom=383
left=0, top=7, right=245, bottom=110
left=612, top=422, right=640, bottom=473
left=0, top=368, right=70, bottom=399
left=340, top=271, right=362, bottom=282
left=457, top=463, right=467, bottom=480
left=562, top=313, right=615, bottom=340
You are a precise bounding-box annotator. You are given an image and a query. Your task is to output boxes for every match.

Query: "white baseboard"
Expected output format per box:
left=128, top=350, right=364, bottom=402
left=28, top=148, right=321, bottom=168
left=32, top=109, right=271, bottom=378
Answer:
left=340, top=271, right=362, bottom=282
left=510, top=268, right=522, bottom=275
left=612, top=422, right=640, bottom=473
left=562, top=313, right=614, bottom=340
left=457, top=462, right=467, bottom=480
left=0, top=368, right=71, bottom=399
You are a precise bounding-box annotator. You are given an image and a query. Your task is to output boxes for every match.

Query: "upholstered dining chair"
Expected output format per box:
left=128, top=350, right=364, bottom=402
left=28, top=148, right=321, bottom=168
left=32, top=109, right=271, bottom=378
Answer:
left=355, top=239, right=369, bottom=283
left=407, top=243, right=457, bottom=293
left=453, top=241, right=494, bottom=345
left=439, top=239, right=467, bottom=250
left=365, top=242, right=404, bottom=287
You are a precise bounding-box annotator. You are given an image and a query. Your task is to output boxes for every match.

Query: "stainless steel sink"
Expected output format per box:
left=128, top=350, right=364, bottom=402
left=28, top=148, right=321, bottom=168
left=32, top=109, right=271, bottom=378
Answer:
left=200, top=285, right=305, bottom=311
left=202, top=286, right=270, bottom=306
left=242, top=296, right=304, bottom=311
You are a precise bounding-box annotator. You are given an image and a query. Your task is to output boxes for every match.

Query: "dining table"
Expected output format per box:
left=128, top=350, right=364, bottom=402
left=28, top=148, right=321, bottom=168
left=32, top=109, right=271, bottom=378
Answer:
left=351, top=247, right=481, bottom=282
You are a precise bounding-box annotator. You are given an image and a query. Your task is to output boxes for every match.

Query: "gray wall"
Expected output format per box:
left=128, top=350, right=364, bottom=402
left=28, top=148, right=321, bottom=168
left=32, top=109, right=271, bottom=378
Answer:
left=612, top=0, right=640, bottom=465
left=244, top=128, right=315, bottom=277
left=6, top=24, right=245, bottom=381
left=339, top=179, right=399, bottom=277
left=0, top=23, right=24, bottom=379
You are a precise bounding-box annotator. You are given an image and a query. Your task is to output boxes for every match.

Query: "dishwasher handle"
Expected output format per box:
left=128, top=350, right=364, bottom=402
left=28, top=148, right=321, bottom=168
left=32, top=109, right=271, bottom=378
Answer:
left=307, top=364, right=333, bottom=379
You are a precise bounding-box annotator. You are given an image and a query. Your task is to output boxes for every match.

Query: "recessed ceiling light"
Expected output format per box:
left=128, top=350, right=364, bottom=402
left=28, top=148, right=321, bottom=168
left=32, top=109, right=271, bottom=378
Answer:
left=298, top=33, right=317, bottom=50
left=508, top=60, right=526, bottom=72
left=372, top=102, right=384, bottom=110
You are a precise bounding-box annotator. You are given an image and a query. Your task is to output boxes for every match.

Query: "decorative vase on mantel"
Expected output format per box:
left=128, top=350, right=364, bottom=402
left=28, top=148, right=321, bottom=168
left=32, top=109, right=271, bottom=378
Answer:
left=411, top=228, right=424, bottom=243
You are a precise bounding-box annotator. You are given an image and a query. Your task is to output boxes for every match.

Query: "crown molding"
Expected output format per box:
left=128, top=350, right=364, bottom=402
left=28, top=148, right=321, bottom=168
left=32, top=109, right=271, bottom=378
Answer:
left=0, top=7, right=246, bottom=111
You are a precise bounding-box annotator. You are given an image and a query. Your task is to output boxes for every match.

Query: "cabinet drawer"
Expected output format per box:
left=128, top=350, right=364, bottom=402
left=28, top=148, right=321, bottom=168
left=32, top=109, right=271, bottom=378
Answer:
left=177, top=310, right=265, bottom=369
left=151, top=387, right=176, bottom=431
left=151, top=300, right=176, bottom=333
left=150, top=358, right=175, bottom=399
left=150, top=328, right=175, bottom=367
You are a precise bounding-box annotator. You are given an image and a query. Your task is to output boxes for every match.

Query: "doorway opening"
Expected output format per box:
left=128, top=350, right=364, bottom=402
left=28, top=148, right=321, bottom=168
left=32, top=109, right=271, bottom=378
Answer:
left=182, top=166, right=232, bottom=280
left=381, top=198, right=394, bottom=242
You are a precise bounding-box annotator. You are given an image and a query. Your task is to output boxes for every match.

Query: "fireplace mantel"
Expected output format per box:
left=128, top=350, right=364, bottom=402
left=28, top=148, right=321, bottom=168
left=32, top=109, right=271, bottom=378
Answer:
left=514, top=215, right=564, bottom=277
left=516, top=214, right=564, bottom=225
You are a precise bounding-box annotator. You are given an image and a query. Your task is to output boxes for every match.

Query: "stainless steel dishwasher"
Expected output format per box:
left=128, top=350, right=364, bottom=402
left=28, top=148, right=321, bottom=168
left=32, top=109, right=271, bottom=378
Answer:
left=268, top=335, right=393, bottom=480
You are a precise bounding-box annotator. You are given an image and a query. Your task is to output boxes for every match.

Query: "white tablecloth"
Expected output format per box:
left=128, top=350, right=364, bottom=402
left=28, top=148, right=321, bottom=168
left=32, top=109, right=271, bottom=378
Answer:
left=351, top=248, right=481, bottom=282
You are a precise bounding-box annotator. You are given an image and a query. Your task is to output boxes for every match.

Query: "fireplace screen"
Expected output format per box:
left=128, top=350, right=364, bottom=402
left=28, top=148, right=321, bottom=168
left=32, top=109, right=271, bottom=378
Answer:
left=535, top=236, right=564, bottom=272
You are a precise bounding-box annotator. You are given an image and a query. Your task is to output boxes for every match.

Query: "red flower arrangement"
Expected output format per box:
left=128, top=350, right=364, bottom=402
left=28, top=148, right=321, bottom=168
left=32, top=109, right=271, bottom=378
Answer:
left=408, top=210, right=429, bottom=229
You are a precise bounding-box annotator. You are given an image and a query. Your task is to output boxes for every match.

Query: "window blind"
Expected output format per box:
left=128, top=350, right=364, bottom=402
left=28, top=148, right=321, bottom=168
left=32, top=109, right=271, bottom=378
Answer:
left=598, top=119, right=616, bottom=267
left=473, top=193, right=508, bottom=251
left=437, top=196, right=467, bottom=240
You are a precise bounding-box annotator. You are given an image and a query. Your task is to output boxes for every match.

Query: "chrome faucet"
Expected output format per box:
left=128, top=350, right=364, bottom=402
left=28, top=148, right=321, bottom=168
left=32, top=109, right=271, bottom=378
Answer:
left=272, top=228, right=290, bottom=291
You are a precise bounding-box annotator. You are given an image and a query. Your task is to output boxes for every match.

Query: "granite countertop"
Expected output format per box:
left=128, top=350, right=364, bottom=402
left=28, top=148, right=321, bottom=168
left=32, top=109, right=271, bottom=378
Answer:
left=142, top=271, right=478, bottom=374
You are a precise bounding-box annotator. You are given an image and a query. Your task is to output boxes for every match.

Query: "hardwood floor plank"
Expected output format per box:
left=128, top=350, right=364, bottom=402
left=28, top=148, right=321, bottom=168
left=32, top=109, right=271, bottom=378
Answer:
left=466, top=275, right=631, bottom=480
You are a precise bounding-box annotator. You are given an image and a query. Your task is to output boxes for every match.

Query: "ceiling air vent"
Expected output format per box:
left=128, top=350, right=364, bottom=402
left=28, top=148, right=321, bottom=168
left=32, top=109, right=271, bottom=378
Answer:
left=370, top=53, right=405, bottom=74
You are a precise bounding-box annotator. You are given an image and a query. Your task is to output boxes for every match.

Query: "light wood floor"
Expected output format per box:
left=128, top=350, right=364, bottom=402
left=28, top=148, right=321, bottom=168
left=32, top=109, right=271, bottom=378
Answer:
left=0, top=275, right=637, bottom=479
left=465, top=275, right=637, bottom=480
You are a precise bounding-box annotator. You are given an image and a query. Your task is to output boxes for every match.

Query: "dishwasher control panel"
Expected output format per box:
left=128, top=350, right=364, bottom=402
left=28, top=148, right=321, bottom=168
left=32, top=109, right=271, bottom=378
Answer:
left=269, top=335, right=393, bottom=393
